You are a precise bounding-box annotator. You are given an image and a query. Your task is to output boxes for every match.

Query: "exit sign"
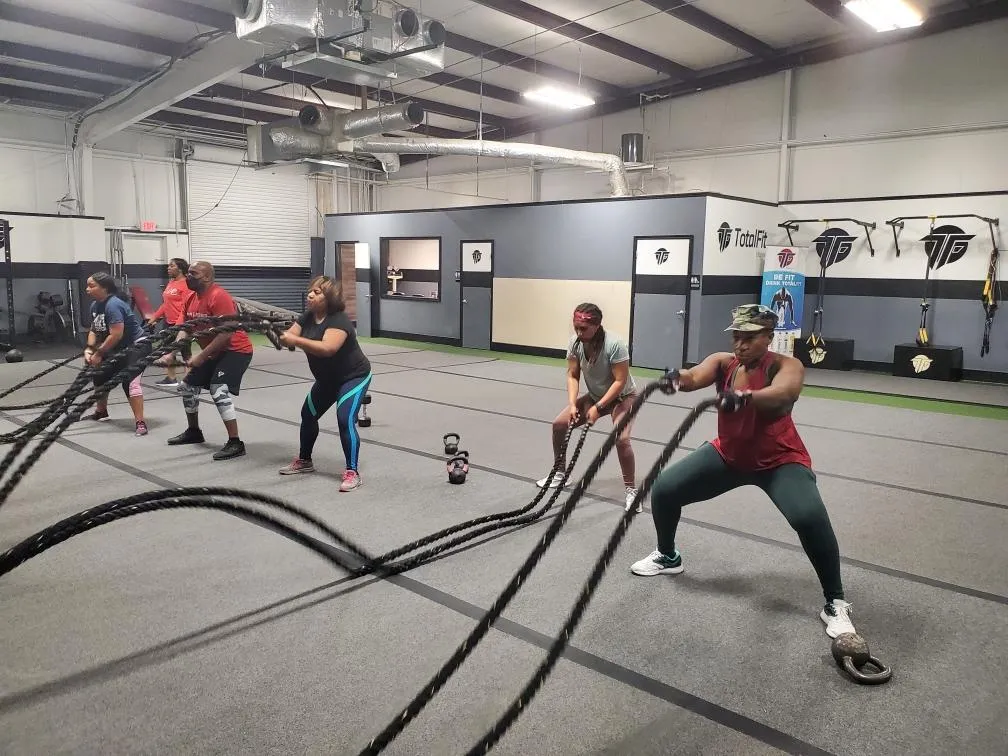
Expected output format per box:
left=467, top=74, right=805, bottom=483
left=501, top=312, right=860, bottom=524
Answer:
left=140, top=221, right=157, bottom=232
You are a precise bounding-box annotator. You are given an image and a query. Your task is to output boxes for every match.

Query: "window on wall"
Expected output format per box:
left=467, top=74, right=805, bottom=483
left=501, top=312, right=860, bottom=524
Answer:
left=380, top=237, right=441, bottom=302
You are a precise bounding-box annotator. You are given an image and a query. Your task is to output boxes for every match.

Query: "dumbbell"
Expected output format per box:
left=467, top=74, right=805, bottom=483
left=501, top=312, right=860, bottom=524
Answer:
left=357, top=394, right=372, bottom=427
left=443, top=432, right=460, bottom=455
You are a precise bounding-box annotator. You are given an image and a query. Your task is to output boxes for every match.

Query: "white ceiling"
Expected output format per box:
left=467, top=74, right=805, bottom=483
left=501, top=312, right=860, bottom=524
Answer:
left=0, top=0, right=1002, bottom=148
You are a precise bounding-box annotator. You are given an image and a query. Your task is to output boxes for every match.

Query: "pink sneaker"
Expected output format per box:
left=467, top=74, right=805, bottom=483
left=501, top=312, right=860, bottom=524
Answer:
left=340, top=470, right=361, bottom=492
left=279, top=458, right=315, bottom=475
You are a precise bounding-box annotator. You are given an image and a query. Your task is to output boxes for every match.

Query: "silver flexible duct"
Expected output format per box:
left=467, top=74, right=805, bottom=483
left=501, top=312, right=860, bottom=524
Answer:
left=266, top=103, right=425, bottom=160
left=350, top=136, right=631, bottom=197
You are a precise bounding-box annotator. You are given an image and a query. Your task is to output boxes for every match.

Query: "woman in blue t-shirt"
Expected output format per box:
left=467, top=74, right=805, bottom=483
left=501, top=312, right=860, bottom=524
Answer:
left=278, top=276, right=373, bottom=492
left=84, top=271, right=148, bottom=435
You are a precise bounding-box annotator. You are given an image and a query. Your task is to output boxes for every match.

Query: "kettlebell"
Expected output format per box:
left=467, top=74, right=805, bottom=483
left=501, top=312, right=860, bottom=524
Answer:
left=830, top=632, right=892, bottom=685
left=443, top=432, right=460, bottom=456
left=447, top=450, right=469, bottom=484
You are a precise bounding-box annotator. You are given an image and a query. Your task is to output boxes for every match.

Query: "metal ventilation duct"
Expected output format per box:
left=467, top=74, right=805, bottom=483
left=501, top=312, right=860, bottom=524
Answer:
left=349, top=136, right=631, bottom=197
left=247, top=102, right=424, bottom=165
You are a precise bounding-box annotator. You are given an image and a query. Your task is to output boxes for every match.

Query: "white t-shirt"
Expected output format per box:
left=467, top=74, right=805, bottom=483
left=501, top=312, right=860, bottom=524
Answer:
left=566, top=332, right=637, bottom=403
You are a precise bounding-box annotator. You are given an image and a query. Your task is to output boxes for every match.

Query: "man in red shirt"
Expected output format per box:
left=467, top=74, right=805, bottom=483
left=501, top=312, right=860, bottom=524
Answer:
left=146, top=257, right=192, bottom=387
left=630, top=304, right=856, bottom=639
left=167, top=261, right=254, bottom=460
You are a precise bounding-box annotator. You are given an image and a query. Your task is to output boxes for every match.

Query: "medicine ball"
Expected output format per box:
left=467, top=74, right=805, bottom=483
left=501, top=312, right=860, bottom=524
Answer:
left=5, top=348, right=23, bottom=363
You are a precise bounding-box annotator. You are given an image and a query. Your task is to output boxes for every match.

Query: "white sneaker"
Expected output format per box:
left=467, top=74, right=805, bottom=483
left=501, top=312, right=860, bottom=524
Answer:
left=535, top=471, right=566, bottom=489
left=820, top=599, right=856, bottom=638
left=624, top=487, right=642, bottom=512
left=630, top=549, right=683, bottom=576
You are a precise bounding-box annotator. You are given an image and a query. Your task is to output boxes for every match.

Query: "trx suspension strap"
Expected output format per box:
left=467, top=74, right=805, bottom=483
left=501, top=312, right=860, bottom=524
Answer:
left=917, top=218, right=936, bottom=346
left=981, top=220, right=1000, bottom=357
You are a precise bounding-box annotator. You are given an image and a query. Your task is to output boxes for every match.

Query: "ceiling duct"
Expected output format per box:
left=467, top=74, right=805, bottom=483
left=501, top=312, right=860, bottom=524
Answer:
left=620, top=133, right=645, bottom=165
left=234, top=0, right=447, bottom=89
left=348, top=136, right=631, bottom=197
left=247, top=101, right=424, bottom=165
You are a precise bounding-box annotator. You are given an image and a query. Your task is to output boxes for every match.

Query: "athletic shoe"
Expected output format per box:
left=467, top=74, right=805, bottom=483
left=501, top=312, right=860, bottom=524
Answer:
left=630, top=548, right=683, bottom=576
left=213, top=438, right=246, bottom=461
left=340, top=470, right=361, bottom=492
left=156, top=376, right=178, bottom=387
left=90, top=409, right=110, bottom=422
left=279, top=458, right=315, bottom=475
left=625, top=486, right=642, bottom=512
left=820, top=599, right=856, bottom=638
left=167, top=428, right=205, bottom=445
left=535, top=470, right=567, bottom=489
left=135, top=420, right=148, bottom=436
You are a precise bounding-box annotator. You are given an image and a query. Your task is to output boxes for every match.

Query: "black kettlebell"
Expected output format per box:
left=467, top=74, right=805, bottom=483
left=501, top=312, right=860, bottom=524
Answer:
left=447, top=450, right=469, bottom=484
left=5, top=348, right=23, bottom=363
left=830, top=632, right=892, bottom=685
left=443, top=432, right=460, bottom=456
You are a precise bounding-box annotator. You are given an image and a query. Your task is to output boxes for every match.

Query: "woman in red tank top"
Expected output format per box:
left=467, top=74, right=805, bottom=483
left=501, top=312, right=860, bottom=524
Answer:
left=629, top=304, right=857, bottom=641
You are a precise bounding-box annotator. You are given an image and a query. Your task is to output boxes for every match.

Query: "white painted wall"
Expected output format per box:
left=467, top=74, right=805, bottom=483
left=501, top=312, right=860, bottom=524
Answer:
left=373, top=18, right=1008, bottom=209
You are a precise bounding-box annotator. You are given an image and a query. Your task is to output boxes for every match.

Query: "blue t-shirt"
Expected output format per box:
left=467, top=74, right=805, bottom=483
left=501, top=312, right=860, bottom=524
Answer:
left=90, top=295, right=143, bottom=349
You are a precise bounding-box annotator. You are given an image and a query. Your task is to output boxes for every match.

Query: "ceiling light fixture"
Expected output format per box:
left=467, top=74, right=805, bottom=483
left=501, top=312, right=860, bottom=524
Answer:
left=523, top=85, right=595, bottom=110
left=843, top=0, right=924, bottom=31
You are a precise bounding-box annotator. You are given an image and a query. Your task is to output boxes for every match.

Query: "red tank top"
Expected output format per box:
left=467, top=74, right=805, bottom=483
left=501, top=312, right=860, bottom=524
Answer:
left=711, top=352, right=812, bottom=472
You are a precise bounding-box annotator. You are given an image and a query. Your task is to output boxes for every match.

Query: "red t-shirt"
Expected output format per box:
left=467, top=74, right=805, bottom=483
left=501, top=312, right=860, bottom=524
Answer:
left=152, top=279, right=189, bottom=324
left=176, top=283, right=254, bottom=354
left=711, top=352, right=812, bottom=472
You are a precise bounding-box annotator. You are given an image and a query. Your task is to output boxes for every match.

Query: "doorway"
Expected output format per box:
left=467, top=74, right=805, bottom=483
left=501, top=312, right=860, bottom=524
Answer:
left=459, top=240, right=493, bottom=349
left=629, top=236, right=692, bottom=370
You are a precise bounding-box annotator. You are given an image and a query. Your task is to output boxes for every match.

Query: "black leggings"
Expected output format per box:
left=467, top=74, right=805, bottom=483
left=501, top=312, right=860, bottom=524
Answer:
left=650, top=442, right=845, bottom=601
left=300, top=373, right=372, bottom=470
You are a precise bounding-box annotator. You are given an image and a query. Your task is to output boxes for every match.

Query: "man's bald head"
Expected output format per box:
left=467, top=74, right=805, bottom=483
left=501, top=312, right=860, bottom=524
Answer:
left=190, top=260, right=215, bottom=282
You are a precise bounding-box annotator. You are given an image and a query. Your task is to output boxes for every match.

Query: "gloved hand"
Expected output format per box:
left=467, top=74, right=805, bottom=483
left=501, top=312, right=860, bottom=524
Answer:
left=658, top=367, right=681, bottom=395
left=718, top=390, right=752, bottom=412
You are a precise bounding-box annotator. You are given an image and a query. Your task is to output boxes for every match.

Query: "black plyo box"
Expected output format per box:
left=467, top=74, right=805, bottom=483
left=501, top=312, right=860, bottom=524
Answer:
left=892, top=343, right=963, bottom=381
left=793, top=338, right=855, bottom=371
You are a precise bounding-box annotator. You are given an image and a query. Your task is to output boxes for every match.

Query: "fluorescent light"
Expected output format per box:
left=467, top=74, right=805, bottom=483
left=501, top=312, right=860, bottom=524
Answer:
left=844, top=0, right=923, bottom=31
left=523, top=86, right=595, bottom=110
left=305, top=158, right=349, bottom=168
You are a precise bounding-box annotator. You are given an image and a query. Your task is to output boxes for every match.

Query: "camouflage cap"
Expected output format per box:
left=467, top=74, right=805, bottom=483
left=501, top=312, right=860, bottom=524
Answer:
left=724, top=303, right=778, bottom=332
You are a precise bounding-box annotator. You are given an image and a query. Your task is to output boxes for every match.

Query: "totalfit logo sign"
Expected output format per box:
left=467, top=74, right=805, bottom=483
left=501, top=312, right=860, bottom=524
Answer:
left=777, top=248, right=796, bottom=268
left=921, top=225, right=974, bottom=270
left=655, top=246, right=669, bottom=265
left=718, top=221, right=767, bottom=252
left=812, top=228, right=857, bottom=269
left=471, top=248, right=482, bottom=264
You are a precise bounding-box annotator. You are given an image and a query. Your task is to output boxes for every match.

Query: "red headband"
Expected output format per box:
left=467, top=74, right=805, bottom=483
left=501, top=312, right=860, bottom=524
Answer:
left=573, top=310, right=599, bottom=325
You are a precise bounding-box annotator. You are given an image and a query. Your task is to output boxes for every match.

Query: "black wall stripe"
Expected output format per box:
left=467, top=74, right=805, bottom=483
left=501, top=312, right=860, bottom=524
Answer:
left=356, top=268, right=370, bottom=283
left=701, top=276, right=763, bottom=296
left=461, top=272, right=492, bottom=287
left=699, top=275, right=988, bottom=301
left=634, top=274, right=689, bottom=296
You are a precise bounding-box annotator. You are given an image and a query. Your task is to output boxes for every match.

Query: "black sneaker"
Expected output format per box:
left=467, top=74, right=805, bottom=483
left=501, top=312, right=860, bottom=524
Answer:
left=167, top=428, right=205, bottom=445
left=213, top=438, right=246, bottom=461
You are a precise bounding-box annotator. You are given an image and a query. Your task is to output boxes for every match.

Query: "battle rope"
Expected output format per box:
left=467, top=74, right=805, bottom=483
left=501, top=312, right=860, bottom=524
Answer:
left=358, top=377, right=690, bottom=755
left=464, top=396, right=719, bottom=754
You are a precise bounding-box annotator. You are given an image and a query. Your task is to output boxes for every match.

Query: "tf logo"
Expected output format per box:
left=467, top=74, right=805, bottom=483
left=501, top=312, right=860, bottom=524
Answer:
left=717, top=222, right=732, bottom=253
left=812, top=228, right=856, bottom=269
left=911, top=354, right=933, bottom=374
left=654, top=247, right=669, bottom=265
left=921, top=225, right=974, bottom=270
left=471, top=248, right=482, bottom=265
left=777, top=248, right=795, bottom=268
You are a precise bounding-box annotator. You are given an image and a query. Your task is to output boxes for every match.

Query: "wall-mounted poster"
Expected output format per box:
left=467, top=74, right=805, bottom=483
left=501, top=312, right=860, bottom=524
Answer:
left=760, top=246, right=808, bottom=356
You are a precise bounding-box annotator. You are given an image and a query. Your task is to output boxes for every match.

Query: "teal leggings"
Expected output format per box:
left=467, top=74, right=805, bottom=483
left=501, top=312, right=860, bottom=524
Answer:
left=650, top=443, right=845, bottom=601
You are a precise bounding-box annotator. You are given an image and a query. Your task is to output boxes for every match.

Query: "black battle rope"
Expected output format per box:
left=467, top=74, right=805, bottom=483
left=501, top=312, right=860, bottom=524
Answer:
left=0, top=316, right=295, bottom=503
left=0, top=497, right=365, bottom=579
left=355, top=422, right=591, bottom=575
left=464, top=396, right=719, bottom=755
left=359, top=378, right=688, bottom=755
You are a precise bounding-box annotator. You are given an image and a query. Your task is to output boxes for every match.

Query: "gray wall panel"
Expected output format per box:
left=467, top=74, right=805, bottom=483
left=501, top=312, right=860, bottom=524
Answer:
left=325, top=196, right=708, bottom=345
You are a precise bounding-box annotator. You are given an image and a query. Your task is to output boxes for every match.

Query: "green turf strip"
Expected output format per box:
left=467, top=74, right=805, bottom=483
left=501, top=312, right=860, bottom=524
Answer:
left=251, top=334, right=1006, bottom=421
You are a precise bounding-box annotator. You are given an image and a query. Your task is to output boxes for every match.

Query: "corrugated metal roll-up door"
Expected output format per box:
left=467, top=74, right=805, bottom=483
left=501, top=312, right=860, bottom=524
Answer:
left=187, top=160, right=310, bottom=267
left=211, top=266, right=311, bottom=315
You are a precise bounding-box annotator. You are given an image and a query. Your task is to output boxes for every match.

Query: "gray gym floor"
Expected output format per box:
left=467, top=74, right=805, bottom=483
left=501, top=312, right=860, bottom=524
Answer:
left=0, top=345, right=1006, bottom=755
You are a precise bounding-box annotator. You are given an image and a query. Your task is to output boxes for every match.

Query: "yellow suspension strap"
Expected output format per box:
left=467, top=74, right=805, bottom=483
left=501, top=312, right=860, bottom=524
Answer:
left=917, top=217, right=936, bottom=346
left=807, top=219, right=829, bottom=353
left=981, top=221, right=1000, bottom=357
